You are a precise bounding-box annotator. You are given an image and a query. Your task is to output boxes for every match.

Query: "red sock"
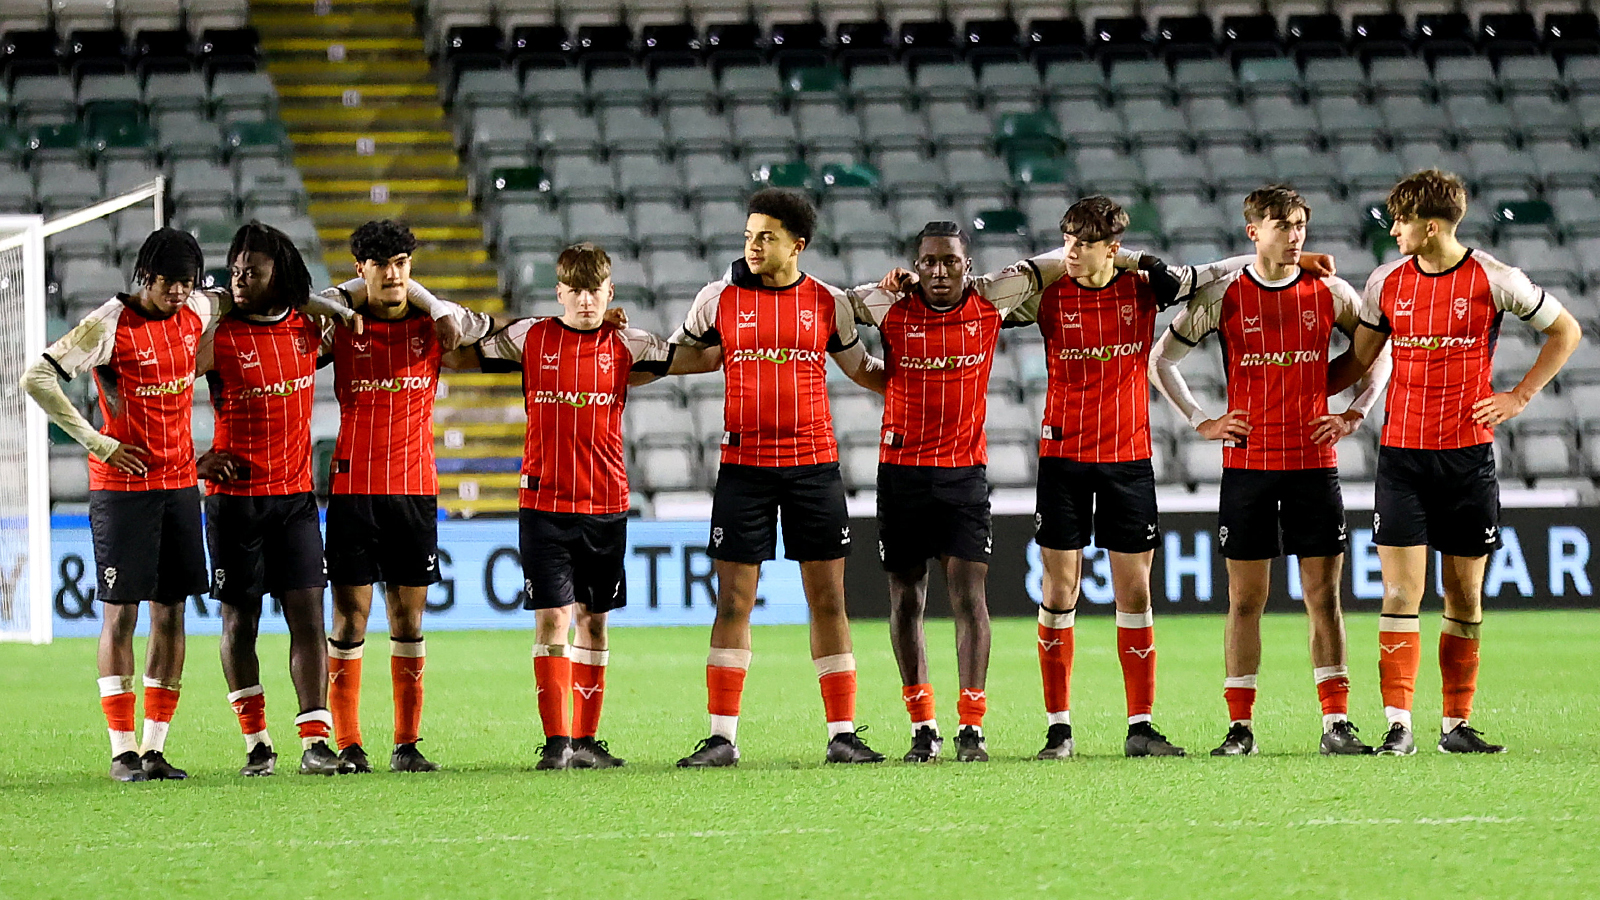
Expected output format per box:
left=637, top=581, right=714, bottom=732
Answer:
left=1223, top=676, right=1256, bottom=723
left=1378, top=616, right=1422, bottom=717
left=1440, top=626, right=1481, bottom=723
left=902, top=682, right=935, bottom=724
left=1315, top=668, right=1351, bottom=717
left=817, top=655, right=857, bottom=727
left=1117, top=612, right=1157, bottom=719
left=533, top=647, right=572, bottom=739
left=328, top=640, right=364, bottom=750
left=230, top=687, right=267, bottom=736
left=571, top=647, right=608, bottom=740
left=391, top=638, right=425, bottom=746
left=144, top=685, right=179, bottom=723
left=1037, top=608, right=1075, bottom=717
left=707, top=664, right=747, bottom=717
left=101, top=690, right=135, bottom=734
left=295, top=710, right=332, bottom=744
left=957, top=689, right=987, bottom=728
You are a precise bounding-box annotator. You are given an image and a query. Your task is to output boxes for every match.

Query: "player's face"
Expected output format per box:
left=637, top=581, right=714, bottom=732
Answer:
left=229, top=251, right=277, bottom=313
left=913, top=236, right=969, bottom=306
left=1062, top=234, right=1118, bottom=280
left=1248, top=209, right=1307, bottom=266
left=140, top=275, right=192, bottom=316
left=744, top=213, right=804, bottom=278
left=357, top=253, right=412, bottom=314
left=557, top=279, right=614, bottom=329
left=1390, top=216, right=1437, bottom=256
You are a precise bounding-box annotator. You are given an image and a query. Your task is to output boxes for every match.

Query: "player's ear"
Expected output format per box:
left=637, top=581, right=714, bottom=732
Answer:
left=793, top=236, right=807, bottom=255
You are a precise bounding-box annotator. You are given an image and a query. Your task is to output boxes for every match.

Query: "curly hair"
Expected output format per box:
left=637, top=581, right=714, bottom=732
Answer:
left=132, top=227, right=204, bottom=287
left=914, top=220, right=970, bottom=255
left=227, top=220, right=313, bottom=307
left=747, top=188, right=817, bottom=243
left=350, top=219, right=419, bottom=262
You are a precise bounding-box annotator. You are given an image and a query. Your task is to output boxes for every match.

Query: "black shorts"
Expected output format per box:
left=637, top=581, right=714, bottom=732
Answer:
left=1374, top=444, right=1502, bottom=558
left=709, top=462, right=851, bottom=563
left=205, top=492, right=327, bottom=605
left=519, top=508, right=628, bottom=613
left=876, top=463, right=992, bottom=572
left=88, top=487, right=208, bottom=605
left=325, top=494, right=441, bottom=587
left=1218, top=468, right=1348, bottom=560
left=1034, top=457, right=1159, bottom=553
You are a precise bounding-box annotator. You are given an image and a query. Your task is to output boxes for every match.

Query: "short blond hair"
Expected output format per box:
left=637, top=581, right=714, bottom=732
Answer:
left=1386, top=169, right=1468, bottom=225
left=555, top=242, right=611, bottom=290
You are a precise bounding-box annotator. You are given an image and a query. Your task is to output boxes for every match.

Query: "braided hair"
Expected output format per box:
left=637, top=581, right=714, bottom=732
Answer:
left=227, top=220, right=312, bottom=307
left=132, top=227, right=204, bottom=288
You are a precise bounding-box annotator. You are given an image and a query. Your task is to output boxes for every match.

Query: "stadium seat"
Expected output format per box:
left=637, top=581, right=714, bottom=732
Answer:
left=1351, top=13, right=1411, bottom=61
left=1378, top=95, right=1453, bottom=145
left=1481, top=13, right=1540, bottom=59
left=1026, top=18, right=1088, bottom=67
left=1416, top=13, right=1476, bottom=61
left=847, top=63, right=914, bottom=105
left=655, top=64, right=717, bottom=107
left=1546, top=12, right=1600, bottom=60
left=977, top=60, right=1040, bottom=103
left=1499, top=55, right=1562, bottom=96
left=703, top=22, right=763, bottom=71
left=1108, top=58, right=1171, bottom=100
left=1185, top=97, right=1254, bottom=148
left=769, top=21, right=829, bottom=72
left=1122, top=97, right=1188, bottom=147
left=631, top=199, right=697, bottom=252
left=859, top=100, right=930, bottom=152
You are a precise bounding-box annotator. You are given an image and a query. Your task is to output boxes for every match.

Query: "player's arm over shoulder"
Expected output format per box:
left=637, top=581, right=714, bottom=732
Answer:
left=671, top=280, right=725, bottom=348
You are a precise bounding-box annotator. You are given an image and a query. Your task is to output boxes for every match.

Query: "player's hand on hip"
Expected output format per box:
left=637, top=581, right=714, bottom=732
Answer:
left=1310, top=409, right=1364, bottom=444
left=105, top=444, right=150, bottom=477
left=433, top=313, right=462, bottom=350
left=604, top=306, right=629, bottom=329
left=196, top=449, right=241, bottom=483
left=1300, top=252, right=1337, bottom=278
left=1197, top=410, right=1252, bottom=442
left=1471, top=391, right=1527, bottom=427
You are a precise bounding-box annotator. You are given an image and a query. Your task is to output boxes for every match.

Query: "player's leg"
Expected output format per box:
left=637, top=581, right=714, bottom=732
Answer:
left=1430, top=445, right=1505, bottom=754
left=97, top=602, right=146, bottom=782
left=566, top=511, right=627, bottom=769
left=786, top=463, right=883, bottom=764
left=210, top=494, right=277, bottom=776
left=945, top=556, right=991, bottom=762
left=1212, top=469, right=1278, bottom=757
left=878, top=463, right=940, bottom=761
left=1098, top=461, right=1182, bottom=757
left=679, top=464, right=776, bottom=767
left=89, top=489, right=162, bottom=781
left=1033, top=457, right=1091, bottom=759
left=385, top=584, right=435, bottom=771
left=522, top=508, right=580, bottom=770
left=137, top=487, right=207, bottom=780
left=325, top=494, right=376, bottom=769
left=266, top=494, right=343, bottom=775
left=1372, top=446, right=1434, bottom=755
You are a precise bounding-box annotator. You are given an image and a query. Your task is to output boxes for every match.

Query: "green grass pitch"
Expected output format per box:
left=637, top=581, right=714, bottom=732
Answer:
left=4, top=611, right=1600, bottom=898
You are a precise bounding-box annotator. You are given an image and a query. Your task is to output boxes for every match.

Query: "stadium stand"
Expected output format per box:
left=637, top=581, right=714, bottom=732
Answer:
left=12, top=1, right=1600, bottom=513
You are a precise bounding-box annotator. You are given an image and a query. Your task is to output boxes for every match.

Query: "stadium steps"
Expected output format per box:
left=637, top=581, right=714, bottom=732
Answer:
left=434, top=373, right=526, bottom=516
left=252, top=0, right=501, bottom=319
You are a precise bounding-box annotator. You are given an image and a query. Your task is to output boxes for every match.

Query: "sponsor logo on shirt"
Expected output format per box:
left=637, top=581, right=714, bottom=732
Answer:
left=1061, top=312, right=1082, bottom=328
left=133, top=374, right=195, bottom=397
left=533, top=390, right=617, bottom=408
left=899, top=352, right=988, bottom=370
left=728, top=348, right=825, bottom=365
left=541, top=353, right=559, bottom=371
left=1394, top=299, right=1414, bottom=316
left=1391, top=335, right=1480, bottom=351
left=1055, top=341, right=1145, bottom=362
left=238, top=350, right=260, bottom=369
left=237, top=374, right=315, bottom=399
left=1238, top=349, right=1323, bottom=367
left=1243, top=316, right=1262, bottom=334
left=737, top=311, right=758, bottom=328
left=135, top=347, right=160, bottom=366
left=348, top=376, right=435, bottom=393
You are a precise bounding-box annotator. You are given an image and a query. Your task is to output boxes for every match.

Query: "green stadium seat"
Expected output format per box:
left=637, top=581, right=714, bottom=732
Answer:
left=86, top=120, right=157, bottom=160
left=488, top=166, right=551, bottom=201
left=818, top=162, right=879, bottom=190
left=785, top=66, right=844, bottom=98
left=994, top=110, right=1065, bottom=160
left=754, top=160, right=813, bottom=189
left=0, top=125, right=25, bottom=164
left=1009, top=152, right=1073, bottom=185
left=970, top=208, right=1029, bottom=237
left=1125, top=201, right=1162, bottom=244
left=225, top=120, right=290, bottom=158
left=1494, top=200, right=1556, bottom=226
left=27, top=123, right=87, bottom=161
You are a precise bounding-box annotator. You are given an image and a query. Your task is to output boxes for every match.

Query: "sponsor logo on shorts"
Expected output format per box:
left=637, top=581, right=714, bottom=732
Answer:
left=727, top=348, right=825, bottom=365
left=1391, top=335, right=1479, bottom=351
left=134, top=373, right=195, bottom=397
left=237, top=374, right=315, bottom=400
left=1055, top=341, right=1144, bottom=362
left=1485, top=525, right=1498, bottom=543
left=840, top=526, right=850, bottom=545
left=426, top=554, right=437, bottom=572
left=899, top=352, right=987, bottom=370
left=877, top=539, right=885, bottom=561
left=348, top=375, right=434, bottom=393
left=1239, top=349, right=1322, bottom=367
left=533, top=390, right=617, bottom=408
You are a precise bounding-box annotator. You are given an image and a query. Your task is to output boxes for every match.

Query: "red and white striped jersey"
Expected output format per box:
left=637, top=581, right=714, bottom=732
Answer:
left=1031, top=271, right=1158, bottom=463
left=1170, top=267, right=1365, bottom=470
left=480, top=318, right=672, bottom=514
left=675, top=267, right=860, bottom=468
left=43, top=292, right=223, bottom=491
left=327, top=311, right=442, bottom=496
left=1362, top=249, right=1564, bottom=450
left=199, top=309, right=322, bottom=496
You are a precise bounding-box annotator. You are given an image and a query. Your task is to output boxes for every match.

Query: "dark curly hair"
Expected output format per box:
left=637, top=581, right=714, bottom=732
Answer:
left=914, top=220, right=970, bottom=255
left=133, top=227, right=204, bottom=288
left=227, top=220, right=313, bottom=307
left=747, top=188, right=816, bottom=243
left=350, top=219, right=419, bottom=262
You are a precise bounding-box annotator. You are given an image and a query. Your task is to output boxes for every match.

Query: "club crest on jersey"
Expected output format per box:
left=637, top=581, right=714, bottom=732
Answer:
left=1062, top=312, right=1081, bottom=328
left=239, top=350, right=260, bottom=369
left=799, top=309, right=814, bottom=330
left=1120, top=304, right=1134, bottom=324
left=1453, top=297, right=1469, bottom=319
left=294, top=333, right=311, bottom=355
left=965, top=321, right=980, bottom=336
left=1302, top=309, right=1317, bottom=330
left=597, top=352, right=614, bottom=372
left=410, top=336, right=426, bottom=357
left=182, top=334, right=196, bottom=353
left=136, top=347, right=159, bottom=365
left=1243, top=316, right=1262, bottom=333
left=1395, top=299, right=1413, bottom=316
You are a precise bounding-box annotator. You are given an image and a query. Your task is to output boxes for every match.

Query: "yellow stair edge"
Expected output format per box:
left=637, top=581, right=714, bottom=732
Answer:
left=436, top=425, right=526, bottom=440
left=439, top=499, right=521, bottom=515
left=309, top=199, right=476, bottom=215
left=306, top=178, right=470, bottom=193
left=278, top=83, right=437, bottom=100
left=439, top=473, right=523, bottom=488
left=264, top=37, right=424, bottom=52
left=252, top=11, right=414, bottom=27
left=319, top=225, right=483, bottom=242
left=268, top=60, right=431, bottom=77
left=292, top=132, right=455, bottom=146
left=442, top=373, right=522, bottom=387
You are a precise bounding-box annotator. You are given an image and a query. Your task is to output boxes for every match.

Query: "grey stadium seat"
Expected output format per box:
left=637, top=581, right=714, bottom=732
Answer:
left=796, top=101, right=863, bottom=153
left=978, top=62, right=1043, bottom=104
left=545, top=156, right=617, bottom=202
left=1369, top=56, right=1432, bottom=98
left=859, top=100, right=930, bottom=153
left=1108, top=59, right=1172, bottom=101
left=1312, top=97, right=1384, bottom=144
left=1499, top=56, right=1562, bottom=96
left=665, top=106, right=734, bottom=154
left=1377, top=95, right=1452, bottom=145
left=1303, top=58, right=1365, bottom=99
left=1173, top=58, right=1236, bottom=100
left=616, top=153, right=682, bottom=203
left=1432, top=56, right=1496, bottom=98
left=599, top=107, right=669, bottom=155
left=1121, top=98, right=1188, bottom=148
left=681, top=152, right=748, bottom=202
left=924, top=100, right=992, bottom=151
left=1444, top=97, right=1516, bottom=143
left=564, top=201, right=633, bottom=249
left=847, top=65, right=914, bottom=105
left=828, top=198, right=897, bottom=250
left=143, top=72, right=209, bottom=115
left=1139, top=147, right=1210, bottom=194
left=1184, top=97, right=1254, bottom=148
left=655, top=67, right=717, bottom=108
left=1248, top=96, right=1318, bottom=147
left=589, top=68, right=652, bottom=108
left=534, top=113, right=604, bottom=157
left=1043, top=60, right=1105, bottom=101
left=875, top=149, right=945, bottom=197
left=1049, top=98, right=1121, bottom=148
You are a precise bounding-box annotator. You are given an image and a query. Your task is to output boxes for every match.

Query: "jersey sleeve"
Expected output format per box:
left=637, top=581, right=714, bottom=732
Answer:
left=1482, top=252, right=1565, bottom=331
left=1359, top=267, right=1393, bottom=333
left=1167, top=280, right=1225, bottom=346
left=478, top=318, right=534, bottom=369
left=849, top=285, right=897, bottom=326
left=972, top=265, right=1045, bottom=317
left=42, top=300, right=121, bottom=379
left=621, top=326, right=675, bottom=375
left=821, top=281, right=862, bottom=352
left=185, top=288, right=230, bottom=331
left=1326, top=276, right=1366, bottom=334
left=672, top=281, right=724, bottom=348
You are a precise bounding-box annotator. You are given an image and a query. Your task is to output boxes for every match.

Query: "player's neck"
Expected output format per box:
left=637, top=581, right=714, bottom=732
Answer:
left=557, top=313, right=602, bottom=332
left=368, top=301, right=409, bottom=322
left=1072, top=265, right=1116, bottom=289
left=760, top=262, right=802, bottom=288
left=1415, top=235, right=1469, bottom=274
left=1252, top=255, right=1297, bottom=283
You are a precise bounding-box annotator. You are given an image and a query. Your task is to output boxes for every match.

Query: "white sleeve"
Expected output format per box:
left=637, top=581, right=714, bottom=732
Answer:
left=1150, top=296, right=1219, bottom=428
left=672, top=281, right=724, bottom=347
left=848, top=285, right=896, bottom=326
left=972, top=267, right=1044, bottom=317
left=822, top=281, right=862, bottom=352
left=478, top=318, right=534, bottom=363
left=42, top=300, right=121, bottom=378
left=621, top=327, right=674, bottom=373
left=1483, top=253, right=1565, bottom=331
left=1360, top=266, right=1392, bottom=330
left=1169, top=284, right=1224, bottom=347
left=21, top=356, right=120, bottom=460
left=1327, top=276, right=1365, bottom=334
left=1348, top=342, right=1392, bottom=418
left=185, top=288, right=229, bottom=331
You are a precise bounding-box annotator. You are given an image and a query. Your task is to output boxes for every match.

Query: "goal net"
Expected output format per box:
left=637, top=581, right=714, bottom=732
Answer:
left=0, top=180, right=166, bottom=644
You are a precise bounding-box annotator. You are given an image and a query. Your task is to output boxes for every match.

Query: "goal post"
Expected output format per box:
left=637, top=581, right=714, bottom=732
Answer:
left=0, top=178, right=166, bottom=644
